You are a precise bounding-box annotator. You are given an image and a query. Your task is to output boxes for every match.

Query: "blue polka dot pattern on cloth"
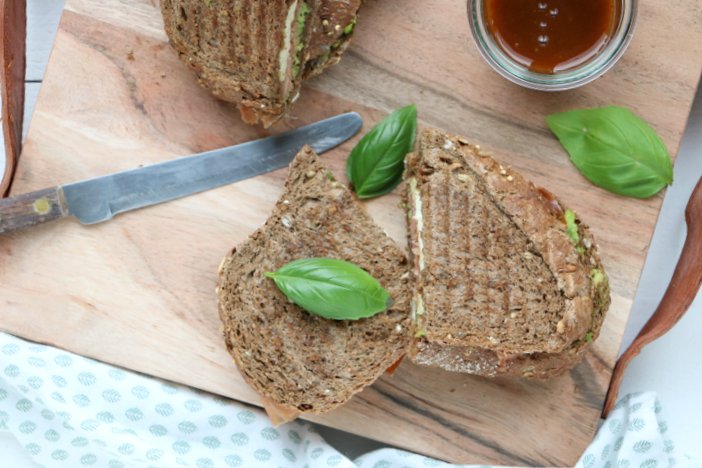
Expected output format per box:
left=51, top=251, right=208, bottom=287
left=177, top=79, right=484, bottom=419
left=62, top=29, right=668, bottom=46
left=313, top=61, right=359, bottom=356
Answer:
left=0, top=332, right=681, bottom=467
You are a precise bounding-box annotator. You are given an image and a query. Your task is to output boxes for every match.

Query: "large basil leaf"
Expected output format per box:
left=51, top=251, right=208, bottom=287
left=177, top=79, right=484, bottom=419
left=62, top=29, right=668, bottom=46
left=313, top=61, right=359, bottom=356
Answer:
left=346, top=104, right=417, bottom=199
left=546, top=106, right=673, bottom=198
left=265, top=258, right=392, bottom=320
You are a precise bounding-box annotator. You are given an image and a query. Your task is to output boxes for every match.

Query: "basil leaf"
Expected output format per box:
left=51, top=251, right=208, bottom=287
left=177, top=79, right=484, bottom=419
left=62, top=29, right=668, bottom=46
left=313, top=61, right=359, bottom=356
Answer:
left=347, top=104, right=417, bottom=199
left=546, top=106, right=673, bottom=198
left=265, top=258, right=392, bottom=320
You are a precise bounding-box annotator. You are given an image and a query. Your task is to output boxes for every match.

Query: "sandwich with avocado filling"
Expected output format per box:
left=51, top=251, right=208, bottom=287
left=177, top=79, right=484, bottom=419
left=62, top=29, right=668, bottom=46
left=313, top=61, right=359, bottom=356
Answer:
left=161, top=0, right=362, bottom=127
left=404, top=129, right=610, bottom=378
left=217, top=127, right=611, bottom=426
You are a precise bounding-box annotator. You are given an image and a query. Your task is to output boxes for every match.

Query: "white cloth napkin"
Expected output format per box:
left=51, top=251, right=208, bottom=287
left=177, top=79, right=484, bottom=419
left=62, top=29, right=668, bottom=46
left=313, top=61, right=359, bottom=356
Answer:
left=0, top=332, right=677, bottom=468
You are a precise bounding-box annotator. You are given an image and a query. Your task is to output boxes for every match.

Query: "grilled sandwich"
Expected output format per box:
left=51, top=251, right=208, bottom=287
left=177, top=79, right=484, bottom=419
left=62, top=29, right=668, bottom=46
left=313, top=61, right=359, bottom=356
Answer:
left=161, top=0, right=362, bottom=127
left=404, top=129, right=610, bottom=378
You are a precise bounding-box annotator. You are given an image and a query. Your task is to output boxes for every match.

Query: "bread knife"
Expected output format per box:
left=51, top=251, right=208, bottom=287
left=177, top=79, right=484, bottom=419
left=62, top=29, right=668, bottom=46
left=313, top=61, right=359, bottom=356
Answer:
left=0, top=112, right=362, bottom=234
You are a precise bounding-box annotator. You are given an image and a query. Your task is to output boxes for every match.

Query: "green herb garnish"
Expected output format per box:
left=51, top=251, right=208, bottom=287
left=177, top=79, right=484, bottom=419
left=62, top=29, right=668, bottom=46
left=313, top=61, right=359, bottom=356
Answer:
left=265, top=258, right=392, bottom=320
left=584, top=332, right=594, bottom=343
left=546, top=106, right=673, bottom=199
left=347, top=104, right=417, bottom=199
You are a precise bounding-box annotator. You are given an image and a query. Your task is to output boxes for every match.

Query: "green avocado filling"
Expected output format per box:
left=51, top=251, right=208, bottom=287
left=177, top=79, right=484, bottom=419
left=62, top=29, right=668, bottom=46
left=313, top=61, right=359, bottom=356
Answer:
left=564, top=209, right=580, bottom=245
left=292, top=2, right=311, bottom=78
left=343, top=17, right=357, bottom=35
left=591, top=268, right=605, bottom=287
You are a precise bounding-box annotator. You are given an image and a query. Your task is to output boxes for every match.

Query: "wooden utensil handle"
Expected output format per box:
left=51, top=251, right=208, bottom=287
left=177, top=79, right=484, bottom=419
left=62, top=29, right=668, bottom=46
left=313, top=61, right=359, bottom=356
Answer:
left=0, top=0, right=27, bottom=196
left=603, top=175, right=702, bottom=417
left=0, top=186, right=69, bottom=233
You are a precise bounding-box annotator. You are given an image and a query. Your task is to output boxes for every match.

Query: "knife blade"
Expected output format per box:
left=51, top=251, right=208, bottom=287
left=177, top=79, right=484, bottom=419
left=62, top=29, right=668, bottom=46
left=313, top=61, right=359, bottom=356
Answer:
left=0, top=112, right=362, bottom=234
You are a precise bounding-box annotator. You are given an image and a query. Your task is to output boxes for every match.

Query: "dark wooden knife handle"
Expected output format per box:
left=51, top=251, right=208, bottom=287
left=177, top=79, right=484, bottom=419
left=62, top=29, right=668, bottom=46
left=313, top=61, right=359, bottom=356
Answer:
left=603, top=175, right=702, bottom=417
left=0, top=186, right=69, bottom=233
left=0, top=0, right=27, bottom=196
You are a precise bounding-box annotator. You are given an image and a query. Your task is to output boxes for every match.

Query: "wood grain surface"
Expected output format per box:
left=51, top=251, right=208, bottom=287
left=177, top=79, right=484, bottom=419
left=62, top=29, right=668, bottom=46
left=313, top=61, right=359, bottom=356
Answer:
left=0, top=0, right=700, bottom=465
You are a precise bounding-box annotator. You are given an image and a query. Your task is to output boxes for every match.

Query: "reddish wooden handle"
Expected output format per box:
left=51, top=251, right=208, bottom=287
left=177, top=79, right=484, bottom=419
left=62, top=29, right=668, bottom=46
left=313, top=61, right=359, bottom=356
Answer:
left=0, top=186, right=69, bottom=233
left=0, top=0, right=27, bottom=196
left=603, top=176, right=702, bottom=417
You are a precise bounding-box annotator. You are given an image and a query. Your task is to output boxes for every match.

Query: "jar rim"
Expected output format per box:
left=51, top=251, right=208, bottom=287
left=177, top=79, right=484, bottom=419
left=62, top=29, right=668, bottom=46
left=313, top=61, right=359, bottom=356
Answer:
left=467, top=0, right=639, bottom=91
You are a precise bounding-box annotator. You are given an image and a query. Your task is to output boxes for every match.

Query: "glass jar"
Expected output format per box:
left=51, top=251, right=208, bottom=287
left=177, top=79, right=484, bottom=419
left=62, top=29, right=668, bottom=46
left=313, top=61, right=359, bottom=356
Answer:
left=467, top=0, right=638, bottom=91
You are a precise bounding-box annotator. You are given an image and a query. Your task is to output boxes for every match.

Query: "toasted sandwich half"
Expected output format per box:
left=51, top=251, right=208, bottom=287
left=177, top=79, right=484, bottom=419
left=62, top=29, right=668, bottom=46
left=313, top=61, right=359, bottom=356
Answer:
left=217, top=147, right=410, bottom=423
left=405, top=129, right=610, bottom=378
left=161, top=0, right=362, bottom=127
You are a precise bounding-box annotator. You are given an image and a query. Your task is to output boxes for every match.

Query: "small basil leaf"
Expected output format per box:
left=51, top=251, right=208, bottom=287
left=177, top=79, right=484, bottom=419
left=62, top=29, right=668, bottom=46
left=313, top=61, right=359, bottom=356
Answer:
left=347, top=104, right=417, bottom=199
left=265, top=258, right=392, bottom=320
left=546, top=106, right=673, bottom=199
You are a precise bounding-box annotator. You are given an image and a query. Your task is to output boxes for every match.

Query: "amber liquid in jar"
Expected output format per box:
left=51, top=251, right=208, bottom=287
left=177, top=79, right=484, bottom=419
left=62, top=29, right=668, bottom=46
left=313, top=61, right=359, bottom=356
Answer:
left=484, top=0, right=619, bottom=74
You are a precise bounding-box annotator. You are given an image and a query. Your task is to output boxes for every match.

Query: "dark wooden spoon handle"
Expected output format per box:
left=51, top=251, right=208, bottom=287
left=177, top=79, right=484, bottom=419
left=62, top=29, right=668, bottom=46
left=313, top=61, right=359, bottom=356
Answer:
left=0, top=0, right=27, bottom=196
left=603, top=176, right=702, bottom=417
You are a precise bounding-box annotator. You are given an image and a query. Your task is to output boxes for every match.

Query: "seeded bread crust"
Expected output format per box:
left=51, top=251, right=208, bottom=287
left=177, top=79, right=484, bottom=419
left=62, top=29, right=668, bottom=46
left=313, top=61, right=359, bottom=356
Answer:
left=406, top=129, right=610, bottom=378
left=161, top=0, right=361, bottom=127
left=303, top=0, right=362, bottom=79
left=218, top=147, right=411, bottom=416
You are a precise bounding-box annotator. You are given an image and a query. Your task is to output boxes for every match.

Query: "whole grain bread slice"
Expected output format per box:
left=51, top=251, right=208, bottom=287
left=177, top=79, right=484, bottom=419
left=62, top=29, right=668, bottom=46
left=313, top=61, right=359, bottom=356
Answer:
left=218, top=146, right=410, bottom=419
left=406, top=129, right=610, bottom=377
left=161, top=0, right=362, bottom=127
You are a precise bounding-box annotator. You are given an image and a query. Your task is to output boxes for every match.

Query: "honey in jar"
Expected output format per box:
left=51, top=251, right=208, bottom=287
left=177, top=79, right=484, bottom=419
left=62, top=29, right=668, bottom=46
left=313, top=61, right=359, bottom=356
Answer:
left=484, top=0, right=620, bottom=74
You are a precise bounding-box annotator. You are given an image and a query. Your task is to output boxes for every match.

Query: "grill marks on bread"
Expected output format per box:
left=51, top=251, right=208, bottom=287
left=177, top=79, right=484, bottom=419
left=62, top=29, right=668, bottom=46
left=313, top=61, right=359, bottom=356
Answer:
left=406, top=129, right=610, bottom=378
left=419, top=168, right=565, bottom=352
left=161, top=0, right=361, bottom=127
left=219, top=131, right=610, bottom=423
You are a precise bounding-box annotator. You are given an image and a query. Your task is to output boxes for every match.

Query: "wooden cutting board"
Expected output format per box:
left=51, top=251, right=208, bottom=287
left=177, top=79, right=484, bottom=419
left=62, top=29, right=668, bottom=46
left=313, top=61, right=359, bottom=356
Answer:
left=1, top=0, right=700, bottom=465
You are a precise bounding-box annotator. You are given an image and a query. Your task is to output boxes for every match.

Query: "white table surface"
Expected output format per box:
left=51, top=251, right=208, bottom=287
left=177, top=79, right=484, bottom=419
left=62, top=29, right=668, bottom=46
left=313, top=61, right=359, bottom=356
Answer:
left=1, top=1, right=701, bottom=465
